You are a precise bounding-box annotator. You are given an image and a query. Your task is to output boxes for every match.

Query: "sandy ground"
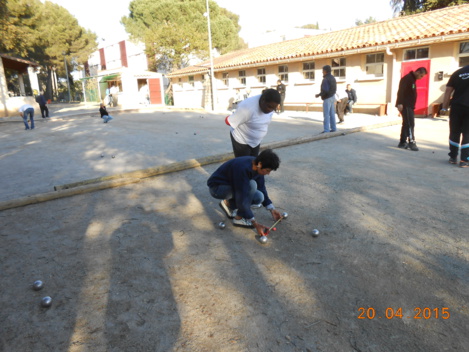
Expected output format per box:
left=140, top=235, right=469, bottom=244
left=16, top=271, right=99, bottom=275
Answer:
left=0, top=109, right=468, bottom=352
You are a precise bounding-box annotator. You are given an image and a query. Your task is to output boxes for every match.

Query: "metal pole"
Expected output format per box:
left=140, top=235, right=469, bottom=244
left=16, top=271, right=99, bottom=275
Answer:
left=205, top=0, right=216, bottom=111
left=63, top=54, right=71, bottom=102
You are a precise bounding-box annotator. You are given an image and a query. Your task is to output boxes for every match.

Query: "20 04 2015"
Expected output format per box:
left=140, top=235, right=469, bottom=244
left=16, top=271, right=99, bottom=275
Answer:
left=357, top=307, right=450, bottom=319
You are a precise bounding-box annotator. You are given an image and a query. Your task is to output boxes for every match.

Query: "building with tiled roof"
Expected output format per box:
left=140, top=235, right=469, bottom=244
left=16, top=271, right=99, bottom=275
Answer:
left=167, top=4, right=469, bottom=116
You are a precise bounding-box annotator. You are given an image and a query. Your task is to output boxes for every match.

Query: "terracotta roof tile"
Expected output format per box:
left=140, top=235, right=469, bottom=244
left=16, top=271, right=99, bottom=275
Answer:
left=168, top=4, right=469, bottom=77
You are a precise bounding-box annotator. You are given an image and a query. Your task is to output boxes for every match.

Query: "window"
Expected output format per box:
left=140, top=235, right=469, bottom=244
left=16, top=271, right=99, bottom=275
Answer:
left=238, top=70, right=246, bottom=85
left=188, top=75, right=194, bottom=87
left=303, top=62, right=315, bottom=80
left=404, top=47, right=429, bottom=61
left=278, top=65, right=288, bottom=82
left=222, top=73, right=229, bottom=87
left=459, top=42, right=469, bottom=67
left=365, top=53, right=384, bottom=77
left=257, top=68, right=266, bottom=83
left=332, top=57, right=346, bottom=79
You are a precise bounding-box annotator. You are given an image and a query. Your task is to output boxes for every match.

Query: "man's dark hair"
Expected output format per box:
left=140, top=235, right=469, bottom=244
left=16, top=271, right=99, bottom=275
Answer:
left=323, top=65, right=332, bottom=74
left=255, top=149, right=280, bottom=170
left=415, top=67, right=428, bottom=74
left=261, top=88, right=281, bottom=104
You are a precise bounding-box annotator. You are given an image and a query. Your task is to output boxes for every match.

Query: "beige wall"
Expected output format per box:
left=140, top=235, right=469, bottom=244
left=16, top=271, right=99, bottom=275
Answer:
left=170, top=39, right=469, bottom=114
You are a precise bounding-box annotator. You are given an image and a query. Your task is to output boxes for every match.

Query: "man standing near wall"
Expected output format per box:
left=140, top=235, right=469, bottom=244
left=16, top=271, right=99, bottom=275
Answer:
left=441, top=64, right=469, bottom=168
left=395, top=67, right=428, bottom=151
left=315, top=65, right=337, bottom=133
left=35, top=91, right=49, bottom=118
left=276, top=80, right=286, bottom=113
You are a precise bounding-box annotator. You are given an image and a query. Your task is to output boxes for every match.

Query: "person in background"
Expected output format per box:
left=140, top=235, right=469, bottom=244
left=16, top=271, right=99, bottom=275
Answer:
left=225, top=88, right=281, bottom=157
left=18, top=104, right=35, bottom=130
left=276, top=79, right=286, bottom=113
left=315, top=65, right=337, bottom=133
left=345, top=84, right=357, bottom=114
left=35, top=91, right=49, bottom=118
left=441, top=64, right=469, bottom=168
left=335, top=89, right=348, bottom=124
left=99, top=103, right=114, bottom=123
left=395, top=67, right=428, bottom=151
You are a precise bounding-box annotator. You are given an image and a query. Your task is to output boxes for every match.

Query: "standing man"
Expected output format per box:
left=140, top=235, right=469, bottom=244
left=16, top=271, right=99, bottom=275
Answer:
left=441, top=64, right=469, bottom=168
left=395, top=67, right=428, bottom=151
left=207, top=149, right=282, bottom=236
left=315, top=65, right=337, bottom=133
left=35, top=91, right=49, bottom=118
left=226, top=88, right=281, bottom=157
left=345, top=84, right=357, bottom=114
left=18, top=104, right=35, bottom=130
left=276, top=79, right=286, bottom=113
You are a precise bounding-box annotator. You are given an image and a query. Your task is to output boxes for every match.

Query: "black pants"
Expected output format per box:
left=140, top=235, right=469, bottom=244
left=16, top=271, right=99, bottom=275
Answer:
left=336, top=98, right=348, bottom=122
left=448, top=104, right=469, bottom=162
left=279, top=94, right=285, bottom=113
left=39, top=104, right=49, bottom=118
left=400, top=106, right=415, bottom=143
left=230, top=132, right=260, bottom=157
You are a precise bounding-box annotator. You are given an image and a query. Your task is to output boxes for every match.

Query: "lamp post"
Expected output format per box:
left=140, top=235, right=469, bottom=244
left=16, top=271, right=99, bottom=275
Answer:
left=63, top=52, right=71, bottom=102
left=205, top=0, right=216, bottom=111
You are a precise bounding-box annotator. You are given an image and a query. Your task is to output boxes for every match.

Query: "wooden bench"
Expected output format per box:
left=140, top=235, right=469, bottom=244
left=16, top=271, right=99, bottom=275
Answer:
left=284, top=102, right=387, bottom=116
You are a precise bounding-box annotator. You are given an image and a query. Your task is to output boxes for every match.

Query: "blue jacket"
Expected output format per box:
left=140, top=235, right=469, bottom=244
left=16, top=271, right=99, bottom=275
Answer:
left=207, top=156, right=272, bottom=219
left=319, top=73, right=337, bottom=100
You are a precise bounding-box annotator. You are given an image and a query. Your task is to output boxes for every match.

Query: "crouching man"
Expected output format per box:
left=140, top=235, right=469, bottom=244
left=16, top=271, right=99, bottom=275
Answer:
left=207, top=149, right=282, bottom=237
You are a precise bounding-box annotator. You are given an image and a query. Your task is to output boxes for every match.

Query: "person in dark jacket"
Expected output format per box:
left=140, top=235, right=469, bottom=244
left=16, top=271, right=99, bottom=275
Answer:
left=395, top=67, right=427, bottom=151
left=315, top=65, right=337, bottom=133
left=276, top=80, right=286, bottom=113
left=345, top=84, right=357, bottom=114
left=207, top=149, right=282, bottom=236
left=35, top=92, right=49, bottom=118
left=99, top=103, right=113, bottom=123
left=441, top=64, right=469, bottom=168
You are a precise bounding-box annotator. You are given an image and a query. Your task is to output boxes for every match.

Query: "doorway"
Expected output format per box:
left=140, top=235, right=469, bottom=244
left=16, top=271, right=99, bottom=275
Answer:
left=401, top=60, right=430, bottom=116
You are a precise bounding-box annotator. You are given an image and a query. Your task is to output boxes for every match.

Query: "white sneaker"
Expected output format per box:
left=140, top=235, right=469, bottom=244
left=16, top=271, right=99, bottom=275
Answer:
left=250, top=203, right=262, bottom=209
left=219, top=200, right=236, bottom=219
left=232, top=217, right=253, bottom=228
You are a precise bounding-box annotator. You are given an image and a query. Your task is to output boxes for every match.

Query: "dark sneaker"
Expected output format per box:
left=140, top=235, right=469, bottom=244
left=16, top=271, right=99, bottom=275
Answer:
left=449, top=157, right=457, bottom=164
left=219, top=200, right=235, bottom=219
left=232, top=217, right=253, bottom=228
left=398, top=141, right=407, bottom=149
left=459, top=161, right=469, bottom=168
left=406, top=142, right=419, bottom=151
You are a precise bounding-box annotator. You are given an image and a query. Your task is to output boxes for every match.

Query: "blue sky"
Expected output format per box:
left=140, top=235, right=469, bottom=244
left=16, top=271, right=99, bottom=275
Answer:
left=49, top=0, right=396, bottom=45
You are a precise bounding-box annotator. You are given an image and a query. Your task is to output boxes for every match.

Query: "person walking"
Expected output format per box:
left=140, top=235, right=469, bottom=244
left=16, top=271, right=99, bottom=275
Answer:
left=345, top=84, right=357, bottom=114
left=441, top=64, right=469, bottom=168
left=207, top=149, right=282, bottom=237
left=18, top=104, right=35, bottom=130
left=315, top=65, right=337, bottom=133
left=335, top=89, right=348, bottom=124
left=276, top=80, right=286, bottom=113
left=395, top=67, right=428, bottom=151
left=35, top=91, right=49, bottom=118
left=225, top=88, right=281, bottom=157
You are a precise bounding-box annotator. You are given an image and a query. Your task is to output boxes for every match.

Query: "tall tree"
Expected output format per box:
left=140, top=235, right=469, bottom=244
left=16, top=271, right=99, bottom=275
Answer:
left=390, top=0, right=469, bottom=15
left=122, top=0, right=246, bottom=71
left=1, top=0, right=97, bottom=99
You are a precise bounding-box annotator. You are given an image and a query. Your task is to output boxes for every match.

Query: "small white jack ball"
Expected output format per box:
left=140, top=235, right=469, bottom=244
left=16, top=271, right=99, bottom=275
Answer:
left=41, top=296, right=52, bottom=308
left=259, top=235, right=268, bottom=244
left=218, top=222, right=226, bottom=229
left=312, top=229, right=320, bottom=237
left=32, top=280, right=44, bottom=291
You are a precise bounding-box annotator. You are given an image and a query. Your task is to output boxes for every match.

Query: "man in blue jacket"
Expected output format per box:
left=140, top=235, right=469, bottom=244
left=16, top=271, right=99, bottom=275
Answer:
left=316, top=65, right=337, bottom=133
left=207, top=149, right=282, bottom=236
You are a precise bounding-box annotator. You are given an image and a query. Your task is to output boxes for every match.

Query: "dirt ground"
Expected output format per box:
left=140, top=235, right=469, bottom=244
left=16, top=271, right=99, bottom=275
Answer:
left=0, top=110, right=468, bottom=352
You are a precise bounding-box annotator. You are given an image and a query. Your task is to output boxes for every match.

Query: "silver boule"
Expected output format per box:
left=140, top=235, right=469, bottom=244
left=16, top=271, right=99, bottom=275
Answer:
left=281, top=212, right=288, bottom=219
left=32, top=280, right=44, bottom=291
left=259, top=235, right=268, bottom=244
left=312, top=229, right=320, bottom=237
left=218, top=222, right=226, bottom=229
left=41, top=296, right=52, bottom=308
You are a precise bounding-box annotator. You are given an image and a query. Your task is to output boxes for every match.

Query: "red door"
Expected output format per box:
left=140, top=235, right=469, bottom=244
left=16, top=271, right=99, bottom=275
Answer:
left=401, top=60, right=430, bottom=116
left=148, top=78, right=162, bottom=104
